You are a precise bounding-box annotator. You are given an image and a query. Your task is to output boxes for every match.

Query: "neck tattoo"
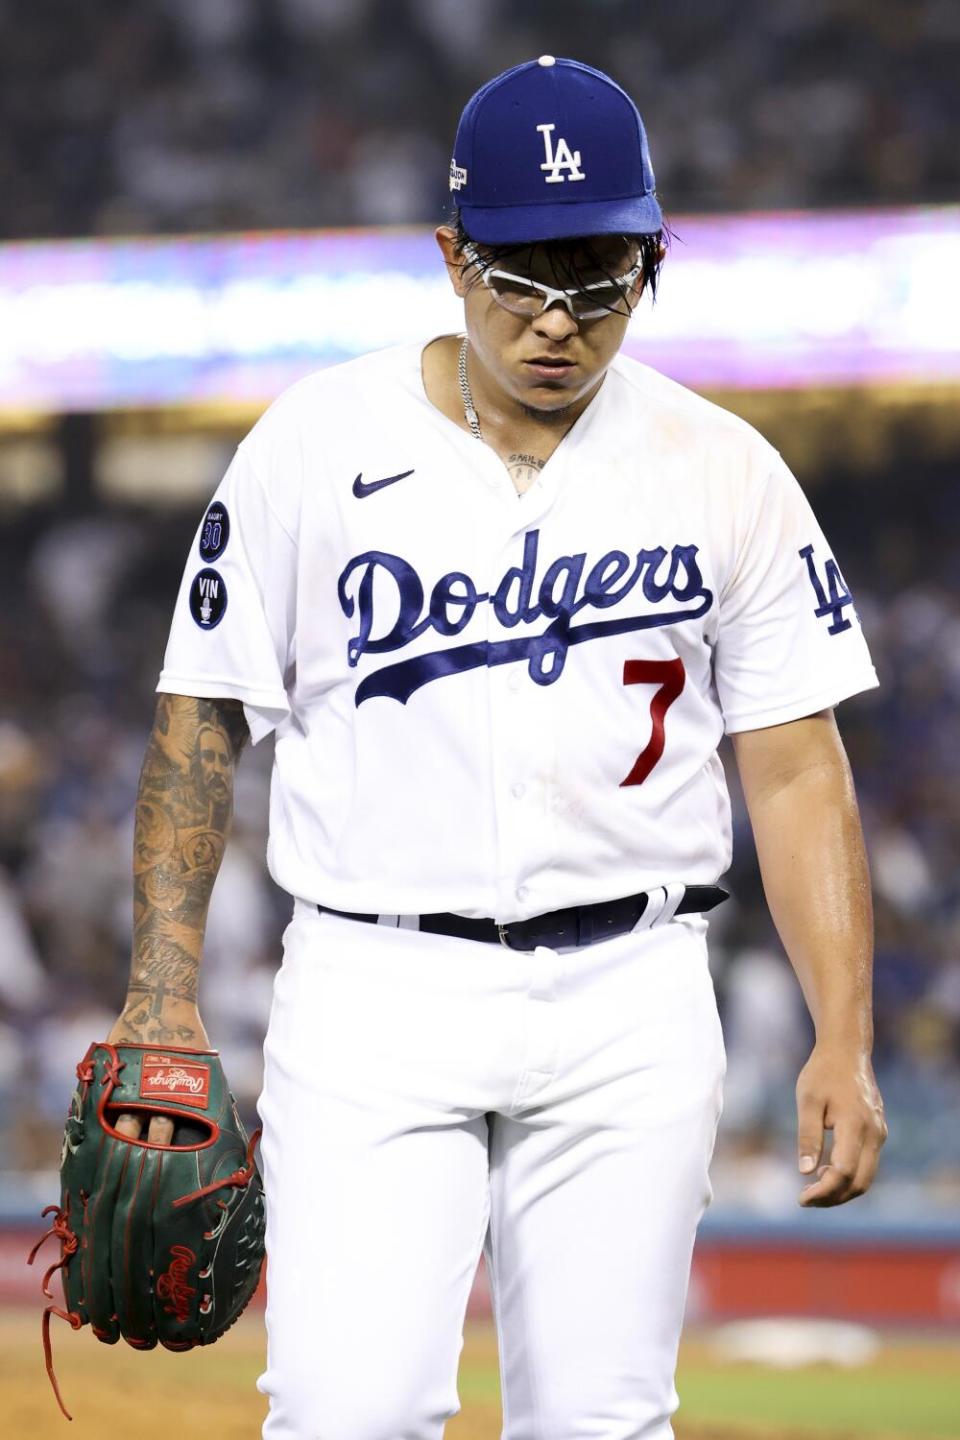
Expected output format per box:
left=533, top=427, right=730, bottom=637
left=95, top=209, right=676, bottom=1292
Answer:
left=507, top=452, right=546, bottom=492
left=457, top=336, right=483, bottom=442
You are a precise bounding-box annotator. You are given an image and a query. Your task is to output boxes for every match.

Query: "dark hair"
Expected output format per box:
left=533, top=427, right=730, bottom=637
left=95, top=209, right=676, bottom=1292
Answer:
left=449, top=208, right=668, bottom=307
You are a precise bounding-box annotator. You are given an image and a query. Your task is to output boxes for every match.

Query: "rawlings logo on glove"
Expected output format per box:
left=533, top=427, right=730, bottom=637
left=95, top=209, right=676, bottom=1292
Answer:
left=140, top=1056, right=211, bottom=1105
left=156, top=1245, right=199, bottom=1322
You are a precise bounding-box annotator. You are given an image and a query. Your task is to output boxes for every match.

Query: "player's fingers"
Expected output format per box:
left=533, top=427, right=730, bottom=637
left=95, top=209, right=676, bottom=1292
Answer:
left=842, top=1111, right=888, bottom=1202
left=114, top=1112, right=143, bottom=1140
left=795, top=1087, right=825, bottom=1177
left=799, top=1122, right=862, bottom=1207
left=798, top=1163, right=849, bottom=1207
left=845, top=1147, right=879, bottom=1203
left=147, top=1114, right=175, bottom=1145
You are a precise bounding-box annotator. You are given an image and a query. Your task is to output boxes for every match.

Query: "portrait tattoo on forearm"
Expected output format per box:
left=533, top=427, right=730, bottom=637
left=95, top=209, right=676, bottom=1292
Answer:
left=116, top=695, right=249, bottom=1044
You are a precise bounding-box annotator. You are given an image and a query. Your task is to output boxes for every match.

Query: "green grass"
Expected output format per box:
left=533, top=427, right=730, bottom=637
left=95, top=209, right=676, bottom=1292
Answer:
left=676, top=1362, right=960, bottom=1435
left=454, top=1331, right=960, bottom=1438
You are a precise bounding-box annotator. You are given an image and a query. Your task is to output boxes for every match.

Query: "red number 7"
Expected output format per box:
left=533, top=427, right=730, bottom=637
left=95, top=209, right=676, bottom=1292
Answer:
left=619, top=658, right=686, bottom=787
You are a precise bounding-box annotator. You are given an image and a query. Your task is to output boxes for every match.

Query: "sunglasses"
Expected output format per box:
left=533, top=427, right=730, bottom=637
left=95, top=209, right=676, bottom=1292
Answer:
left=462, top=241, right=643, bottom=321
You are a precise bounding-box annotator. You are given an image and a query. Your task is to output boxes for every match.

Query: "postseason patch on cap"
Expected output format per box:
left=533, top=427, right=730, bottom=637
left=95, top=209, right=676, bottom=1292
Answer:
left=198, top=502, right=230, bottom=562
left=189, top=568, right=227, bottom=630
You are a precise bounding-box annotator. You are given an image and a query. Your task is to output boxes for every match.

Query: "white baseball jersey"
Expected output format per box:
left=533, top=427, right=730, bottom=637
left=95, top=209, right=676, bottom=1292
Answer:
left=158, top=340, right=878, bottom=921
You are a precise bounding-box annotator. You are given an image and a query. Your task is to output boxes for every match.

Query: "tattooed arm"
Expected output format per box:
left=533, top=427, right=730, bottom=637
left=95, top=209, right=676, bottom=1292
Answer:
left=107, top=693, right=249, bottom=1052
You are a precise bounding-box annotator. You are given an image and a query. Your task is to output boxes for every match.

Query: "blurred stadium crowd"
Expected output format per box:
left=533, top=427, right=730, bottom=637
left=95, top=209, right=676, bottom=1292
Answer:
left=1, top=456, right=959, bottom=1213
left=2, top=0, right=959, bottom=241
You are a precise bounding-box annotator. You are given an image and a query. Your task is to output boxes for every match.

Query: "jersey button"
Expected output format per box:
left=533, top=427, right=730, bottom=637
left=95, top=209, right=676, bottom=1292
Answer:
left=507, top=670, right=522, bottom=692
left=511, top=782, right=526, bottom=799
left=516, top=885, right=529, bottom=902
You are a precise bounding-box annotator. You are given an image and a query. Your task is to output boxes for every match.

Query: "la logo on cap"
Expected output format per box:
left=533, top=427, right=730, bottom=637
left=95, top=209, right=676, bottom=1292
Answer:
left=537, top=123, right=585, bottom=184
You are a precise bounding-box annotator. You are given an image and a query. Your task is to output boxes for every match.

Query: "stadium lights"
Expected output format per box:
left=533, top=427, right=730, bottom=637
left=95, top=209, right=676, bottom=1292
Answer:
left=0, top=209, right=957, bottom=413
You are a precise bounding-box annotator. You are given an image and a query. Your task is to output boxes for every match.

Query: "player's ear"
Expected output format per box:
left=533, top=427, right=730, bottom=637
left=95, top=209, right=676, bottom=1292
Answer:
left=435, top=225, right=470, bottom=298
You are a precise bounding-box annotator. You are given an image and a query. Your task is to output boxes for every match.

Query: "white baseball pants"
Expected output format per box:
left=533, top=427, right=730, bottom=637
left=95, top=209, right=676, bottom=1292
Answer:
left=257, top=899, right=725, bottom=1440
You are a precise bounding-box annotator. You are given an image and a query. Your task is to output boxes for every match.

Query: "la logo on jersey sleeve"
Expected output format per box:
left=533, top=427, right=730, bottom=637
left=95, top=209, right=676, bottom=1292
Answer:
left=800, top=544, right=857, bottom=634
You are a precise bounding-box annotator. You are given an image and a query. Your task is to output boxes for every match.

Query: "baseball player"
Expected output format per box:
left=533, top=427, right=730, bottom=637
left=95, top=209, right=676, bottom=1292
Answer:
left=105, top=57, right=887, bottom=1440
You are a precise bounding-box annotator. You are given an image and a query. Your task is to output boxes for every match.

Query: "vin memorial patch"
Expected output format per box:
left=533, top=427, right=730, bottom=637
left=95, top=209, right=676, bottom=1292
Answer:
left=189, top=568, right=227, bottom=630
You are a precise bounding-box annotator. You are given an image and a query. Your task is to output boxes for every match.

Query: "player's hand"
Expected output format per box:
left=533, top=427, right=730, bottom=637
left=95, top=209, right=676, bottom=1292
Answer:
left=104, top=1005, right=211, bottom=1145
left=113, top=1111, right=175, bottom=1143
left=795, top=1042, right=887, bottom=1207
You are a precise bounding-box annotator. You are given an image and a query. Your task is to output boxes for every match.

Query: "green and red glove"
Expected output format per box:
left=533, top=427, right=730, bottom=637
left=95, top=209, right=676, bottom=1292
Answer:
left=29, top=1042, right=266, bottom=1419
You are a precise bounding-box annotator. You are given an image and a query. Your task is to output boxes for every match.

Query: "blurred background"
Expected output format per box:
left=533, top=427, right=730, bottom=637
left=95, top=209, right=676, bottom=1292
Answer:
left=2, top=0, right=960, bottom=1408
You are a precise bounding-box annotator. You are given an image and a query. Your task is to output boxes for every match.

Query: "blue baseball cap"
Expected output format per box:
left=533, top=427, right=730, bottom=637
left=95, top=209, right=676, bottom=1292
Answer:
left=450, top=56, right=662, bottom=245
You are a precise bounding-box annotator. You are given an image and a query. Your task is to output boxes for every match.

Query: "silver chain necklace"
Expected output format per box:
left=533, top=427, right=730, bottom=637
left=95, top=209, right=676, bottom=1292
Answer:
left=457, top=336, right=483, bottom=442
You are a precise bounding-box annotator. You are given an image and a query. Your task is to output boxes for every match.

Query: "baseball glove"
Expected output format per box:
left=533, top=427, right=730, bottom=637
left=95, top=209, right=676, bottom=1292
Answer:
left=28, top=1042, right=266, bottom=1419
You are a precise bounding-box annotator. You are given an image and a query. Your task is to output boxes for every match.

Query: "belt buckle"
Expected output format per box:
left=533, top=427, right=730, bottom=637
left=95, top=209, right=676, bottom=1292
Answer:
left=497, top=922, right=511, bottom=948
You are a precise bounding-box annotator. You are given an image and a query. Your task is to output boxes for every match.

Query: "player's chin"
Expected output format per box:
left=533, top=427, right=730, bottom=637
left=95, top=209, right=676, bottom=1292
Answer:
left=518, top=365, right=584, bottom=407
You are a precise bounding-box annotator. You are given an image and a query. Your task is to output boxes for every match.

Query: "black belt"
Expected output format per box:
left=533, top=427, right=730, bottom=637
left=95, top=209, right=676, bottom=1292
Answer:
left=317, top=885, right=728, bottom=952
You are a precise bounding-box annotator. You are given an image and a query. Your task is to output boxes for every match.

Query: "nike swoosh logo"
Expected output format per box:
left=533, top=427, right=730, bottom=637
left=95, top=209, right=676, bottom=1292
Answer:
left=352, top=469, right=415, bottom=498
